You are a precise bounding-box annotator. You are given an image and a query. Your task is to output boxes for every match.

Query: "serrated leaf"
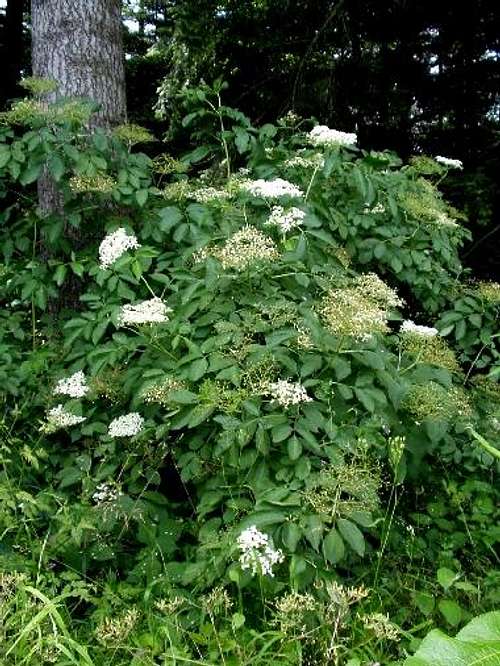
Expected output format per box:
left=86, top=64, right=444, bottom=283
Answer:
left=322, top=527, right=345, bottom=564
left=337, top=518, right=365, bottom=556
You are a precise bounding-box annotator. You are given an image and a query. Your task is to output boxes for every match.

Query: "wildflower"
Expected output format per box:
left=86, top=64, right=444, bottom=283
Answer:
left=140, top=377, right=185, bottom=406
left=308, top=125, right=357, bottom=147
left=435, top=155, right=463, bottom=170
left=265, top=205, right=306, bottom=233
left=388, top=435, right=405, bottom=473
left=42, top=405, right=86, bottom=433
left=53, top=370, right=89, bottom=398
left=201, top=586, right=233, bottom=615
left=364, top=202, right=386, bottom=214
left=237, top=525, right=284, bottom=577
left=189, top=186, right=231, bottom=204
left=69, top=173, right=116, bottom=194
left=400, top=320, right=438, bottom=337
left=155, top=597, right=185, bottom=614
left=284, top=151, right=325, bottom=169
left=477, top=281, right=500, bottom=303
left=266, top=379, right=313, bottom=407
left=400, top=324, right=459, bottom=372
left=354, top=273, right=403, bottom=309
left=203, top=226, right=279, bottom=271
left=273, top=592, right=317, bottom=634
left=320, top=289, right=388, bottom=340
left=326, top=581, right=369, bottom=606
left=404, top=382, right=472, bottom=421
left=117, top=297, right=171, bottom=326
left=361, top=612, right=400, bottom=641
left=241, top=177, right=304, bottom=199
left=99, top=227, right=140, bottom=269
left=113, top=123, right=154, bottom=145
left=108, top=412, right=144, bottom=438
left=92, top=482, right=121, bottom=505
left=435, top=211, right=459, bottom=228
left=95, top=608, right=139, bottom=645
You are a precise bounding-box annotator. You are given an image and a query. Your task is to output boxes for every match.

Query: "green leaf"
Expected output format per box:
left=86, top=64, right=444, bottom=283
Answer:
left=337, top=518, right=365, bottom=556
left=404, top=611, right=500, bottom=666
left=287, top=437, right=302, bottom=460
left=437, top=567, right=459, bottom=591
left=414, top=591, right=435, bottom=616
left=282, top=523, right=301, bottom=552
left=438, top=599, right=462, bottom=627
left=19, top=162, right=42, bottom=185
left=322, top=527, right=345, bottom=564
left=48, top=155, right=65, bottom=181
left=232, top=613, right=246, bottom=630
left=188, top=358, right=208, bottom=381
left=304, top=514, right=323, bottom=551
left=271, top=423, right=292, bottom=443
left=136, top=188, right=149, bottom=206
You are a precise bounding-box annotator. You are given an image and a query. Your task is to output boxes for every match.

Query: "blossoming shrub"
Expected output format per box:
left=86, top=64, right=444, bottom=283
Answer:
left=0, top=89, right=498, bottom=663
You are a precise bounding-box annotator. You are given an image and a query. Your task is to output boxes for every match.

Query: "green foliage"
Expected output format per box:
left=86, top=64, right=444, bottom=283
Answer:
left=0, top=88, right=498, bottom=664
left=405, top=611, right=500, bottom=665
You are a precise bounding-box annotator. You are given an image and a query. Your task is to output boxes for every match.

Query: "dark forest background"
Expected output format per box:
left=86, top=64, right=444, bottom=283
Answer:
left=1, top=0, right=498, bottom=279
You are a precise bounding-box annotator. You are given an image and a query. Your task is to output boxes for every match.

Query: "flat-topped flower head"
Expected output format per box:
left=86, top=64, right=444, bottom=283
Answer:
left=54, top=370, right=89, bottom=398
left=241, top=178, right=303, bottom=199
left=237, top=525, right=284, bottom=577
left=99, top=228, right=140, bottom=269
left=198, top=226, right=279, bottom=271
left=108, top=412, right=144, bottom=438
left=308, top=125, right=357, bottom=147
left=42, top=404, right=86, bottom=433
left=266, top=379, right=313, bottom=407
left=265, top=206, right=306, bottom=233
left=400, top=320, right=438, bottom=337
left=435, top=156, right=463, bottom=170
left=117, top=297, right=171, bottom=326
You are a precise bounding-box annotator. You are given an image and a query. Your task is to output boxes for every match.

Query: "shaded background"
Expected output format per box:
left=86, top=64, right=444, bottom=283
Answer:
left=1, top=0, right=498, bottom=279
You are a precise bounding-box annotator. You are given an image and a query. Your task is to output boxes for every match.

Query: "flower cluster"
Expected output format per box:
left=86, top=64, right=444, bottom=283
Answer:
left=95, top=608, right=140, bottom=645
left=42, top=405, right=86, bottom=433
left=364, top=202, right=386, bottom=214
left=355, top=273, right=403, bottom=309
left=400, top=323, right=459, bottom=371
left=388, top=435, right=406, bottom=473
left=435, top=211, right=459, bottom=228
left=198, top=226, right=279, bottom=271
left=69, top=174, right=116, bottom=194
left=400, top=320, right=438, bottom=337
left=99, top=228, right=141, bottom=269
left=266, top=379, right=313, bottom=407
left=404, top=382, right=472, bottom=421
left=53, top=370, right=89, bottom=398
left=308, top=125, right=357, bottom=147
left=477, top=281, right=500, bottom=303
left=284, top=151, right=325, bottom=169
left=435, top=155, right=463, bottom=170
left=237, top=525, right=284, bottom=577
left=189, top=186, right=231, bottom=204
left=241, top=178, right=304, bottom=199
left=108, top=412, right=144, bottom=438
left=361, top=613, right=400, bottom=641
left=92, top=482, right=121, bottom=505
left=117, top=297, right=171, bottom=326
left=140, top=377, right=185, bottom=405
left=273, top=591, right=317, bottom=634
left=320, top=289, right=386, bottom=341
left=265, top=206, right=306, bottom=233
left=113, top=123, right=154, bottom=145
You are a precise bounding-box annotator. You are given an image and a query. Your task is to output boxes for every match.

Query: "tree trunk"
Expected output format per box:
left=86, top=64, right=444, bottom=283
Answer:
left=31, top=0, right=126, bottom=310
left=31, top=0, right=126, bottom=128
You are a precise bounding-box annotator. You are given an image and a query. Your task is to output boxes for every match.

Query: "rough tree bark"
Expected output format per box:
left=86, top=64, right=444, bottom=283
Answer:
left=31, top=0, right=126, bottom=309
left=31, top=0, right=126, bottom=129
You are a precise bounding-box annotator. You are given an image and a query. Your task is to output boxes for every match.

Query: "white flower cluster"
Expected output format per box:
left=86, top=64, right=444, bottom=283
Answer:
left=108, top=412, right=144, bottom=438
left=190, top=186, right=231, bottom=204
left=117, top=297, right=171, bottom=326
left=241, top=178, right=303, bottom=199
left=435, top=212, right=459, bottom=228
left=364, top=202, right=386, bottom=214
left=99, top=228, right=140, bottom=269
left=308, top=125, right=357, bottom=147
left=211, top=226, right=279, bottom=271
left=53, top=370, right=89, bottom=398
left=266, top=379, right=313, bottom=407
left=435, top=155, right=463, bottom=170
left=400, top=320, right=438, bottom=337
left=43, top=404, right=86, bottom=432
left=237, top=525, right=284, bottom=577
left=92, top=482, right=121, bottom=505
left=284, top=151, right=325, bottom=169
left=265, top=206, right=306, bottom=233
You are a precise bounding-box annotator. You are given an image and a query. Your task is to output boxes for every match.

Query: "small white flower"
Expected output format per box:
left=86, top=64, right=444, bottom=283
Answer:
left=241, top=178, right=303, bottom=199
left=54, top=370, right=89, bottom=398
left=92, top=482, right=121, bottom=505
left=117, top=297, right=171, bottom=326
left=284, top=151, right=325, bottom=169
left=266, top=379, right=313, bottom=407
left=435, top=156, right=463, bottom=170
left=308, top=125, right=357, bottom=147
left=265, top=206, right=306, bottom=233
left=43, top=404, right=86, bottom=432
left=189, top=186, right=231, bottom=204
left=364, top=202, right=386, bottom=214
left=108, top=412, right=144, bottom=438
left=237, top=525, right=284, bottom=577
left=99, top=228, right=140, bottom=269
left=400, top=320, right=438, bottom=337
